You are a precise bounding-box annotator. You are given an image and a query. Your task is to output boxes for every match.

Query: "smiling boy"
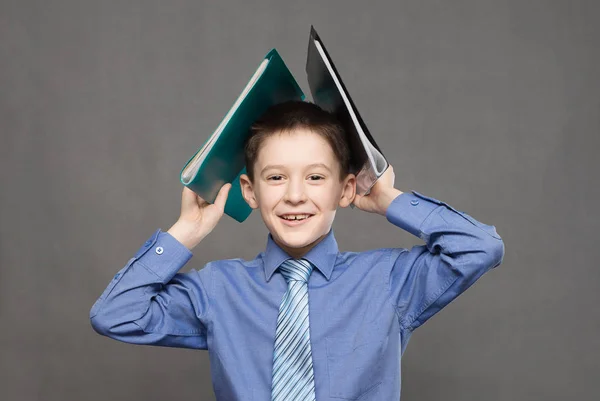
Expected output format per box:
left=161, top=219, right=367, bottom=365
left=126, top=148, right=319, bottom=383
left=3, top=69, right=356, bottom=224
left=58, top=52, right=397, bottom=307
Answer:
left=90, top=101, right=504, bottom=401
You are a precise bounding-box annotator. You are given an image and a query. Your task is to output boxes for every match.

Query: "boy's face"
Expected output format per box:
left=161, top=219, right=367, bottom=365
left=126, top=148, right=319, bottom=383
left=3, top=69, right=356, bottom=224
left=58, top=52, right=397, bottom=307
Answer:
left=240, top=128, right=356, bottom=258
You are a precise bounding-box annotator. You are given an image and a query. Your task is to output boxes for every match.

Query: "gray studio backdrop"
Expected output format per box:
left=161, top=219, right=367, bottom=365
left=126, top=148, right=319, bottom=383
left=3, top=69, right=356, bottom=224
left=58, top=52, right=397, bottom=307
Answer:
left=1, top=0, right=598, bottom=400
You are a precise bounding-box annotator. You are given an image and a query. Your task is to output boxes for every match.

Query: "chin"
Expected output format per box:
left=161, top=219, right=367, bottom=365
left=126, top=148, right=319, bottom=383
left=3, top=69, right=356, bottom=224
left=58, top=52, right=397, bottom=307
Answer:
left=273, top=227, right=329, bottom=253
left=276, top=233, right=318, bottom=249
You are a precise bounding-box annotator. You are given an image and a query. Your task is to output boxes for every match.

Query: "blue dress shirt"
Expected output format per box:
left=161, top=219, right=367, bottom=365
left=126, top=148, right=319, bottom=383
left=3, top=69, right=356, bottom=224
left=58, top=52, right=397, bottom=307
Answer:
left=90, top=191, right=504, bottom=400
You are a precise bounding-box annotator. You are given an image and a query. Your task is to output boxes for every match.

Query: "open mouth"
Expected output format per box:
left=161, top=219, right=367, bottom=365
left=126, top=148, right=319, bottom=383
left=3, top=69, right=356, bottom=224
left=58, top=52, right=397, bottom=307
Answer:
left=279, top=214, right=314, bottom=225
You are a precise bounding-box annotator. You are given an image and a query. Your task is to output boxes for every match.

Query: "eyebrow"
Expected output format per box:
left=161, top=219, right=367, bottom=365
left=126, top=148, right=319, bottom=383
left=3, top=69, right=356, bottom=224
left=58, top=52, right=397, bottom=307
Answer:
left=260, top=163, right=332, bottom=175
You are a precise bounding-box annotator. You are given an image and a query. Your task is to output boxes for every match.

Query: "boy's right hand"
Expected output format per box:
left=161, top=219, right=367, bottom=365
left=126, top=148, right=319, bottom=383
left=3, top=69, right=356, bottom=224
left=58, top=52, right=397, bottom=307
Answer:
left=167, top=184, right=232, bottom=250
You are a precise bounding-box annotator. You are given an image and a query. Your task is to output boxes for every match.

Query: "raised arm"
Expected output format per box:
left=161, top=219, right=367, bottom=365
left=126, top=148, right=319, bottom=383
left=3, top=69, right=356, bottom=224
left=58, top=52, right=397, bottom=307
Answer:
left=89, top=184, right=231, bottom=349
left=90, top=230, right=212, bottom=348
left=352, top=166, right=504, bottom=343
left=384, top=191, right=504, bottom=336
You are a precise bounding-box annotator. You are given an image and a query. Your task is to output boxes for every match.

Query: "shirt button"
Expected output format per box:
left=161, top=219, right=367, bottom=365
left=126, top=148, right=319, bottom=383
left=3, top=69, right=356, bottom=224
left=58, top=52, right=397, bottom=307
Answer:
left=410, top=199, right=419, bottom=206
left=155, top=246, right=164, bottom=255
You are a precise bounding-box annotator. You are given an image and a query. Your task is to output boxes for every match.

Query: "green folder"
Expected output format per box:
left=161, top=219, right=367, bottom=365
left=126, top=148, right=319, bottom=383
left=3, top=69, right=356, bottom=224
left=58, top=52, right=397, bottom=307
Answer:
left=180, top=49, right=305, bottom=222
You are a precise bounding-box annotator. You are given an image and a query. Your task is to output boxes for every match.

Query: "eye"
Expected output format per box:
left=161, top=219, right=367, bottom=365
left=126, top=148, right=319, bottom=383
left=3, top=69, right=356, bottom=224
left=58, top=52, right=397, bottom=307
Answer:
left=308, top=175, right=324, bottom=181
left=267, top=175, right=283, bottom=181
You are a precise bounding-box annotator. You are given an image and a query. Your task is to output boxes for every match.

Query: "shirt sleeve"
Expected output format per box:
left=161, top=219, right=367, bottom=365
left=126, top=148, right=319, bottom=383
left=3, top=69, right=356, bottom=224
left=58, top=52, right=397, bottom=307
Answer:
left=385, top=191, right=505, bottom=333
left=89, top=229, right=211, bottom=350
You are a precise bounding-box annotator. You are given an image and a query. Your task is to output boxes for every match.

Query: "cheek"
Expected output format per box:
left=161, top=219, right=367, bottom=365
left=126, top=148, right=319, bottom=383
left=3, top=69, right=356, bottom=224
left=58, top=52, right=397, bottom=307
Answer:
left=309, top=187, right=341, bottom=209
left=257, top=186, right=285, bottom=209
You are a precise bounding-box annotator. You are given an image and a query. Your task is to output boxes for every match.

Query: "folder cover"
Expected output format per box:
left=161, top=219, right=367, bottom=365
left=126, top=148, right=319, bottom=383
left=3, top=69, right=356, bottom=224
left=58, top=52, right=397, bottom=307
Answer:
left=180, top=49, right=305, bottom=222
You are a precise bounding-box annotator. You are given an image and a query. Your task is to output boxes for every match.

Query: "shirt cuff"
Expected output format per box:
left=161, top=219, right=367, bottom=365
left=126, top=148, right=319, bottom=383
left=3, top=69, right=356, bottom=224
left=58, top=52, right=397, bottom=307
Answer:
left=133, top=229, right=193, bottom=281
left=385, top=191, right=442, bottom=238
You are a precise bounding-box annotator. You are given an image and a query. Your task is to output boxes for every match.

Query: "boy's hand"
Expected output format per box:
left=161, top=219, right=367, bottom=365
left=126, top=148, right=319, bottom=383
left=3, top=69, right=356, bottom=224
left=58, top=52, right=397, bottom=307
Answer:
left=352, top=165, right=403, bottom=216
left=167, top=184, right=231, bottom=250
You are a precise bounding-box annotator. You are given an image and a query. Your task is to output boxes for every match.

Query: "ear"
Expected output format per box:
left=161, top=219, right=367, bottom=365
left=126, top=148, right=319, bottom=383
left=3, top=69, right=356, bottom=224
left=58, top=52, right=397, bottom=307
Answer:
left=338, top=173, right=356, bottom=208
left=239, top=173, right=259, bottom=209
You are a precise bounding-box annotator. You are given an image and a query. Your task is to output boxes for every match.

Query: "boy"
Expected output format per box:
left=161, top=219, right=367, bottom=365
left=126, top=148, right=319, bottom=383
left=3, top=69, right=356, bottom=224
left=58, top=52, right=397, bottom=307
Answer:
left=90, top=101, right=504, bottom=400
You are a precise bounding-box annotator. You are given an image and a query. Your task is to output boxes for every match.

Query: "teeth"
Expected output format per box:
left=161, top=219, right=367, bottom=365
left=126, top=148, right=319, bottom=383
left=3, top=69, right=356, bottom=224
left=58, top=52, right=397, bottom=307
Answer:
left=282, top=214, right=310, bottom=221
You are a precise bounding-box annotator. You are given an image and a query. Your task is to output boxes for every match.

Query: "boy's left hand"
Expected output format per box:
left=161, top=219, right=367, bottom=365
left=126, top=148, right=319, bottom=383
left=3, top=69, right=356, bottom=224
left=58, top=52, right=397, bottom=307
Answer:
left=352, top=165, right=403, bottom=216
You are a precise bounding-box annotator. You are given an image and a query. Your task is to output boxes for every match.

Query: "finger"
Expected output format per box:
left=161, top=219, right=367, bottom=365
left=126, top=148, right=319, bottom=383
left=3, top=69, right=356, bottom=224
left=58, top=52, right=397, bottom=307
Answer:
left=181, top=186, right=196, bottom=207
left=182, top=186, right=206, bottom=209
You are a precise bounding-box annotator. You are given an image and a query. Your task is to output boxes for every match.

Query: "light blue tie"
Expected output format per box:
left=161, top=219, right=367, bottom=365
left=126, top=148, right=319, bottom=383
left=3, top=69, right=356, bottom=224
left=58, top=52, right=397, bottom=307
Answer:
left=271, top=258, right=317, bottom=401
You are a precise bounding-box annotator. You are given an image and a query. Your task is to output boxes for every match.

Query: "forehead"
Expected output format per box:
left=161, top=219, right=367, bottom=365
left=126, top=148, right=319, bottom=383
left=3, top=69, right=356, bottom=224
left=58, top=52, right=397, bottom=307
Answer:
left=255, top=128, right=337, bottom=170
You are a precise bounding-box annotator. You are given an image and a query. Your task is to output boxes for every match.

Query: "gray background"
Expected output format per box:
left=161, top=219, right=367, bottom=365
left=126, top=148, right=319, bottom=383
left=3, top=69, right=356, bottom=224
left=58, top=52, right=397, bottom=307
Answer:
left=1, top=0, right=598, bottom=400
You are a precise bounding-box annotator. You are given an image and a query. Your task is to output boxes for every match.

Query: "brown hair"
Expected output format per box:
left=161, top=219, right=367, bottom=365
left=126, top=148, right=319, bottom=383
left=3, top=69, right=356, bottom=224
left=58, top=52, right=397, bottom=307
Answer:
left=244, top=101, right=350, bottom=182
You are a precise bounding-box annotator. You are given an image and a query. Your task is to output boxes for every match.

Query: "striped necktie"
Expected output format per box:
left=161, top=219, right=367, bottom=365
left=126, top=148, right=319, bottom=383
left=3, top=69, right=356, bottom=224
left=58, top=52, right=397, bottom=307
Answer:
left=271, top=258, right=317, bottom=401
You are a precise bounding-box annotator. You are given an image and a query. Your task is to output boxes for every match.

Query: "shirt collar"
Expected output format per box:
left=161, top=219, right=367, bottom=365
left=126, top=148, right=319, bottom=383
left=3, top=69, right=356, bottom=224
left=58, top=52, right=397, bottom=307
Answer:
left=263, top=229, right=339, bottom=282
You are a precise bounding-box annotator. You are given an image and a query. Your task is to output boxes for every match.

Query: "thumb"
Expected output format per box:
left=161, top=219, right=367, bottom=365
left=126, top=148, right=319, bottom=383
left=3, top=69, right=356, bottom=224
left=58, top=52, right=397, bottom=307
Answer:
left=213, top=183, right=232, bottom=210
left=352, top=193, right=364, bottom=207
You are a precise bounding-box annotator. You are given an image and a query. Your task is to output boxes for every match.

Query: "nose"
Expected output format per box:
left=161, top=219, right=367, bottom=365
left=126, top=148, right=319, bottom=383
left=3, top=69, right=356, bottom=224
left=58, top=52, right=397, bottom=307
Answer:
left=283, top=178, right=307, bottom=204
